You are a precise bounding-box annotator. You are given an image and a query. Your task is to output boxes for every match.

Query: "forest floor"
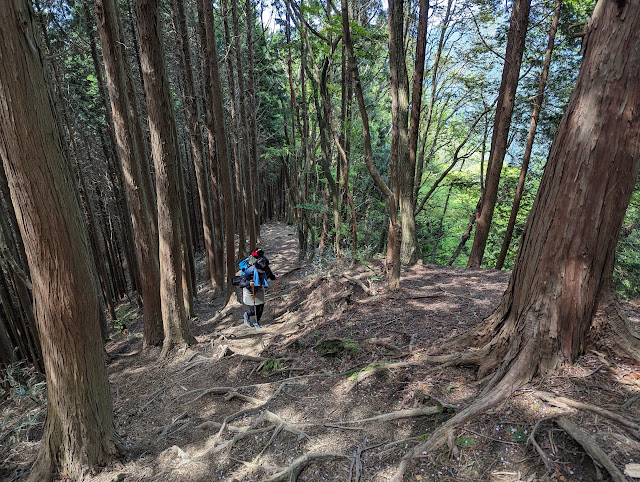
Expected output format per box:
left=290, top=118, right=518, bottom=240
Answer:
left=2, top=222, right=640, bottom=481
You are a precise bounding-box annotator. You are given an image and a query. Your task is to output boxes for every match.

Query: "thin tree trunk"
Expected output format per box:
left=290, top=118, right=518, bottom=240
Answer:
left=495, top=0, right=561, bottom=270
left=342, top=0, right=401, bottom=289
left=221, top=0, right=247, bottom=260
left=94, top=0, right=163, bottom=347
left=246, top=0, right=261, bottom=241
left=201, top=0, right=237, bottom=304
left=196, top=0, right=224, bottom=295
left=231, top=0, right=257, bottom=249
left=467, top=0, right=531, bottom=267
left=170, top=0, right=217, bottom=286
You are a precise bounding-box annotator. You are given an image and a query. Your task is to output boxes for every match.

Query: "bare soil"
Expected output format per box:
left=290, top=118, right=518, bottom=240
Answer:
left=2, top=222, right=639, bottom=481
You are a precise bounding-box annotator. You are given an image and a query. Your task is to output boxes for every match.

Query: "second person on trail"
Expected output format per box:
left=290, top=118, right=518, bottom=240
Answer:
left=240, top=256, right=277, bottom=329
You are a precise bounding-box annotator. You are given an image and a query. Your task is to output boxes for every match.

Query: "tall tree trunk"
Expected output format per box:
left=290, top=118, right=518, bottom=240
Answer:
left=86, top=4, right=143, bottom=303
left=231, top=0, right=257, bottom=249
left=221, top=0, right=247, bottom=260
left=246, top=0, right=261, bottom=241
left=467, top=0, right=531, bottom=267
left=0, top=2, right=120, bottom=479
left=170, top=0, right=217, bottom=286
left=196, top=0, right=224, bottom=295
left=201, top=0, right=237, bottom=304
left=393, top=1, right=640, bottom=472
left=414, top=0, right=453, bottom=204
left=342, top=0, right=401, bottom=289
left=404, top=0, right=428, bottom=264
left=94, top=0, right=163, bottom=347
left=495, top=0, right=561, bottom=270
left=134, top=0, right=196, bottom=355
left=388, top=0, right=408, bottom=268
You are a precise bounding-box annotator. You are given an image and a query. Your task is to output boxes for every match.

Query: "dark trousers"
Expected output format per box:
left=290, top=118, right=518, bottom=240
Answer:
left=246, top=304, right=264, bottom=322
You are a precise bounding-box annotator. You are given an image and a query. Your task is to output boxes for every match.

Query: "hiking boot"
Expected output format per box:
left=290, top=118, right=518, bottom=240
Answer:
left=253, top=322, right=262, bottom=329
left=243, top=312, right=251, bottom=326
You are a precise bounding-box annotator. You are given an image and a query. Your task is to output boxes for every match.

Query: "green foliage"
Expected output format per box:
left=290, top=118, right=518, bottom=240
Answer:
left=455, top=435, right=479, bottom=448
left=510, top=426, right=528, bottom=443
left=262, top=358, right=285, bottom=375
left=114, top=306, right=134, bottom=331
left=0, top=362, right=46, bottom=447
left=315, top=338, right=361, bottom=357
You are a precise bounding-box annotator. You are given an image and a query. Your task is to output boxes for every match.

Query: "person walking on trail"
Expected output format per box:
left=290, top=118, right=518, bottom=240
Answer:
left=240, top=256, right=277, bottom=329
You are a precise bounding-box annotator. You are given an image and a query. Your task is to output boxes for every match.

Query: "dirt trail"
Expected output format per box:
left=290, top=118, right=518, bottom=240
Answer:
left=2, top=222, right=639, bottom=481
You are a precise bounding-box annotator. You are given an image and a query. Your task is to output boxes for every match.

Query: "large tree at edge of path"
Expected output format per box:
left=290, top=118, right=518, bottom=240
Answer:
left=393, top=0, right=640, bottom=477
left=0, top=0, right=120, bottom=479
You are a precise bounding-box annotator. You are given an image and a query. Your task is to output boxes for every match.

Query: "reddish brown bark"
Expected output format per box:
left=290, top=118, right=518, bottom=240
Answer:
left=134, top=0, right=196, bottom=355
left=0, top=1, right=119, bottom=478
left=94, top=0, right=163, bottom=347
left=201, top=0, right=237, bottom=304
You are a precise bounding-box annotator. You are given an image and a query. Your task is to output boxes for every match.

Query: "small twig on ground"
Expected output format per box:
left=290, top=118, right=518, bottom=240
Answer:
left=556, top=416, right=627, bottom=482
left=348, top=361, right=421, bottom=390
left=408, top=334, right=417, bottom=353
left=622, top=392, right=640, bottom=409
left=527, top=417, right=557, bottom=472
left=157, top=412, right=188, bottom=441
left=224, top=391, right=266, bottom=405
left=263, top=452, right=351, bottom=481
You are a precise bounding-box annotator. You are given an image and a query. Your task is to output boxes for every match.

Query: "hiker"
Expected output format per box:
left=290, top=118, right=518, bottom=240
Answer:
left=239, top=256, right=277, bottom=329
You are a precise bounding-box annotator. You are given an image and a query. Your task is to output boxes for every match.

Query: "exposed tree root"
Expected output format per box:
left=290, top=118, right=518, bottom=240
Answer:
left=556, top=416, right=628, bottom=482
left=331, top=407, right=440, bottom=425
left=532, top=390, right=640, bottom=433
left=347, top=361, right=421, bottom=390
left=263, top=452, right=351, bottom=481
left=390, top=337, right=538, bottom=482
left=157, top=412, right=188, bottom=441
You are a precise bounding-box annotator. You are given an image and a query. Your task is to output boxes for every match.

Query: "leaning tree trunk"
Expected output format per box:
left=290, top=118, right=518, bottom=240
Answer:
left=0, top=1, right=120, bottom=479
left=134, top=0, right=196, bottom=356
left=342, top=0, right=401, bottom=289
left=495, top=0, right=561, bottom=270
left=393, top=2, right=640, bottom=475
left=467, top=0, right=531, bottom=268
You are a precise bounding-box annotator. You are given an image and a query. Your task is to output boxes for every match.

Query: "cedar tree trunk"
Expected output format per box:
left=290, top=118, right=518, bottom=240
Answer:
left=0, top=1, right=120, bottom=479
left=134, top=0, right=196, bottom=355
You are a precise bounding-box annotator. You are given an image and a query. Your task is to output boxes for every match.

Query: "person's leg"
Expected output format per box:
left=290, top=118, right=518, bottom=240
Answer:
left=244, top=305, right=255, bottom=326
left=253, top=304, right=264, bottom=328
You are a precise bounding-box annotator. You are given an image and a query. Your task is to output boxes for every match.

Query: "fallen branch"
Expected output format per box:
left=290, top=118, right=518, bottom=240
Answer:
left=622, top=392, right=640, bottom=409
left=556, top=416, right=627, bottom=482
left=342, top=274, right=373, bottom=296
left=263, top=452, right=351, bottom=481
